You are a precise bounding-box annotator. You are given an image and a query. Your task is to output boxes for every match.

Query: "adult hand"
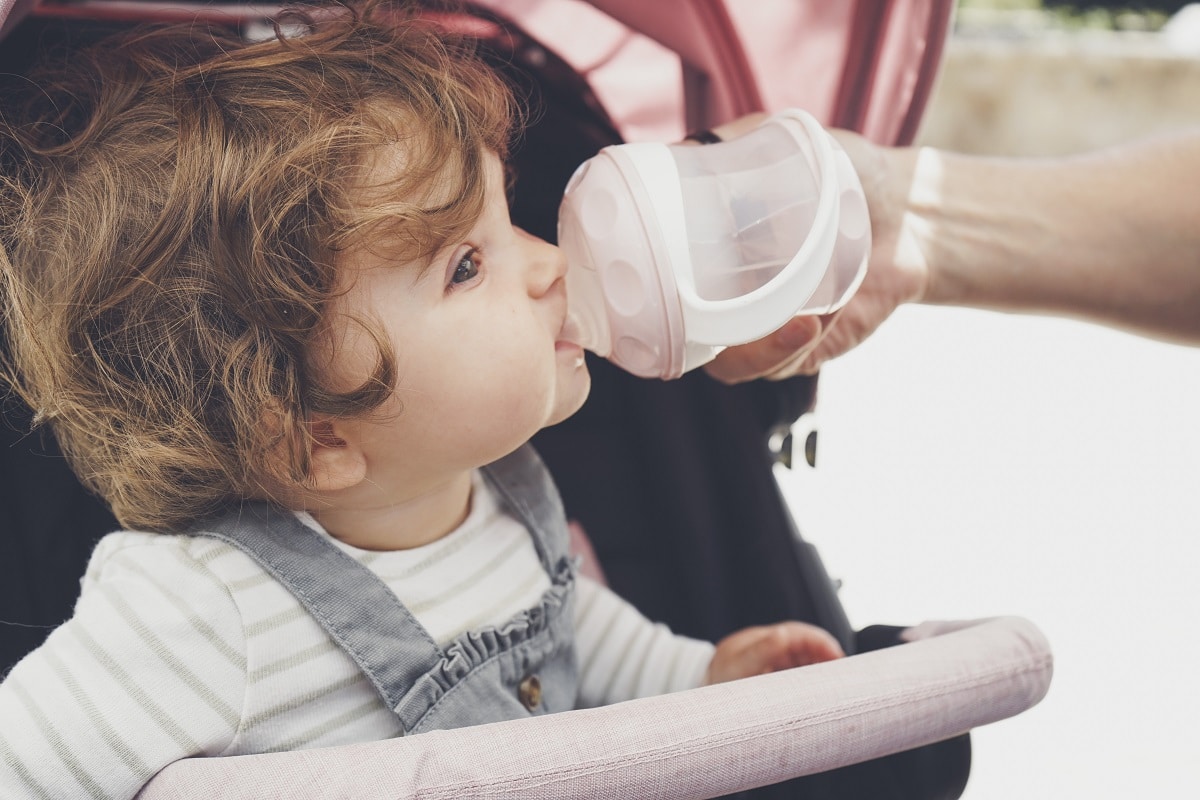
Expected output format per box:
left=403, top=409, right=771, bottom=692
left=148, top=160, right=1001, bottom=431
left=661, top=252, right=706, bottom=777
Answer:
left=705, top=130, right=929, bottom=383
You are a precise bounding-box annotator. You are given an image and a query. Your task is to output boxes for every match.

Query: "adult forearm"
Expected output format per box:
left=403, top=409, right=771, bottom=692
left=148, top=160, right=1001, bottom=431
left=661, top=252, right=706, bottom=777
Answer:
left=893, top=131, right=1200, bottom=342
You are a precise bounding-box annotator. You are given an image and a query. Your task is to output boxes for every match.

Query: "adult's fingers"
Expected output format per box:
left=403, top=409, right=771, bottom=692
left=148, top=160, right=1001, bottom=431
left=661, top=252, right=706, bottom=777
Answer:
left=705, top=316, right=823, bottom=384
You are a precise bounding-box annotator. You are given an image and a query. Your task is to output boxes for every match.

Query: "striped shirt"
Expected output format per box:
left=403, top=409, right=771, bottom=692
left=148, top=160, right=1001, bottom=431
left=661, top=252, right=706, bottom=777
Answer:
left=0, top=474, right=714, bottom=800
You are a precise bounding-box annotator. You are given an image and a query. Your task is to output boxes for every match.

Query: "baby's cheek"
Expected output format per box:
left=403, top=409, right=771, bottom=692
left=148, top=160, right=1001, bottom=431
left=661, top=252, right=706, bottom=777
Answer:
left=471, top=323, right=560, bottom=422
left=502, top=363, right=560, bottom=424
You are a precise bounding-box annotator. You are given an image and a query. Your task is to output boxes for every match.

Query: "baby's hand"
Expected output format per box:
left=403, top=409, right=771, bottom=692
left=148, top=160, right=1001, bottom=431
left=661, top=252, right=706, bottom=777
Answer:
left=704, top=622, right=845, bottom=685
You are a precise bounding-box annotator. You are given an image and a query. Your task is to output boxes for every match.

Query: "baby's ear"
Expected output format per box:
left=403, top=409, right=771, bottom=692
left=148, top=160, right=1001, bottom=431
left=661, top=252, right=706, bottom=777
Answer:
left=306, top=417, right=367, bottom=492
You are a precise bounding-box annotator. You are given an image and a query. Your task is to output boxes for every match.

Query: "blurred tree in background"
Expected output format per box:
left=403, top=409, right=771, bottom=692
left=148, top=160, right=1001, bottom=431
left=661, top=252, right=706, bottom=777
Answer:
left=1041, top=1, right=1189, bottom=11
left=957, top=0, right=1192, bottom=29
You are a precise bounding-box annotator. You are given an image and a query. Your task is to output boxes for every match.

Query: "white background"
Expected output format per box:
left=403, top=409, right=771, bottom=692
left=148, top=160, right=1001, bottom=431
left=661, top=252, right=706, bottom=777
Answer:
left=776, top=305, right=1200, bottom=798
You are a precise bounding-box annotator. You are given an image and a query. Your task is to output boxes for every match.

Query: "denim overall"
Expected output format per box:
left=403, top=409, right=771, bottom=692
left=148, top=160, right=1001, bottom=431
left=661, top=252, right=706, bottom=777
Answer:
left=193, top=445, right=579, bottom=734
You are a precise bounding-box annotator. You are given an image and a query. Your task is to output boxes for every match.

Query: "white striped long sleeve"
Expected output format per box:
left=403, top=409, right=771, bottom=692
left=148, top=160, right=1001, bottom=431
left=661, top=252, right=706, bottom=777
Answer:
left=0, top=475, right=714, bottom=799
left=0, top=534, right=247, bottom=799
left=573, top=577, right=713, bottom=707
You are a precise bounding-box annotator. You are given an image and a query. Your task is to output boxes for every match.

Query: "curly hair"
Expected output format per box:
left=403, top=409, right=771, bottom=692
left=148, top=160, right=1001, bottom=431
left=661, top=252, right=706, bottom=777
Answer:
left=0, top=1, right=517, bottom=532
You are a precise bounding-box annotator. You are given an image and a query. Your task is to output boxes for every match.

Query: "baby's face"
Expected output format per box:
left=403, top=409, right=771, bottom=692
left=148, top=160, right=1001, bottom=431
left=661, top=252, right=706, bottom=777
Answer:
left=325, top=151, right=591, bottom=492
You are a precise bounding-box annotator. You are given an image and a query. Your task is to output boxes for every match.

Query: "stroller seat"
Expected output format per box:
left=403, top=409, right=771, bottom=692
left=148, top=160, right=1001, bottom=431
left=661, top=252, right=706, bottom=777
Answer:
left=1, top=3, right=1050, bottom=799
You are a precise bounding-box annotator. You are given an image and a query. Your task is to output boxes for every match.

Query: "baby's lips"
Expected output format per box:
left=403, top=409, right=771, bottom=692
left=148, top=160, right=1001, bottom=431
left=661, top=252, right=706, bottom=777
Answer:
left=558, top=313, right=583, bottom=347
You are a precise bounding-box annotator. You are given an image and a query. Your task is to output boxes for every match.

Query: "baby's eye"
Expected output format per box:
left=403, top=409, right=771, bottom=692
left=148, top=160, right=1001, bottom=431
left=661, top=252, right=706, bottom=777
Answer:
left=450, top=249, right=480, bottom=286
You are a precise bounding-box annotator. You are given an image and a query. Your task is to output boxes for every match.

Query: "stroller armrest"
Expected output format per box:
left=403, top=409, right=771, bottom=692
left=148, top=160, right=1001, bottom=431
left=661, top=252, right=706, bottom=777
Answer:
left=137, top=616, right=1051, bottom=799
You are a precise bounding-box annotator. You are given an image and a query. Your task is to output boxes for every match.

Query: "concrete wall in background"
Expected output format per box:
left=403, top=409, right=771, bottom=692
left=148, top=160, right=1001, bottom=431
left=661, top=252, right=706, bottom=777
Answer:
left=784, top=22, right=1200, bottom=800
left=916, top=34, right=1200, bottom=156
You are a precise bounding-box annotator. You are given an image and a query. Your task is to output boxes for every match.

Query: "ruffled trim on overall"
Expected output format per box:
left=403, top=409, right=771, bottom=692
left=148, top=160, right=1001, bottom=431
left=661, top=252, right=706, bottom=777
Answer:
left=429, top=555, right=575, bottom=691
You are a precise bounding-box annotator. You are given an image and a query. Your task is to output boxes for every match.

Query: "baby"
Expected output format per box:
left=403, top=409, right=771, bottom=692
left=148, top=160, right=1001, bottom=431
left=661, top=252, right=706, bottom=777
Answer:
left=0, top=3, right=842, bottom=797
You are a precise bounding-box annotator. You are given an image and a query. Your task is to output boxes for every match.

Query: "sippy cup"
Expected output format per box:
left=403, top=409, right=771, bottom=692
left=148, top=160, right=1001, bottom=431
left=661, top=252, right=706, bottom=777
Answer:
left=557, top=109, right=870, bottom=380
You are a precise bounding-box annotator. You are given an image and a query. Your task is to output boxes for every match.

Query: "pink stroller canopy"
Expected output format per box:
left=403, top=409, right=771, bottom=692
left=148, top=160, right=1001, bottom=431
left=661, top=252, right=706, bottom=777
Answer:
left=476, top=0, right=953, bottom=144
left=2, top=0, right=953, bottom=144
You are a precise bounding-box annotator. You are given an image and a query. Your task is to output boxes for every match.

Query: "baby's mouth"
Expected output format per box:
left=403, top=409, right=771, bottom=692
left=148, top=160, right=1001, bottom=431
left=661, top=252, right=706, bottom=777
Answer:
left=557, top=314, right=583, bottom=348
left=556, top=317, right=587, bottom=368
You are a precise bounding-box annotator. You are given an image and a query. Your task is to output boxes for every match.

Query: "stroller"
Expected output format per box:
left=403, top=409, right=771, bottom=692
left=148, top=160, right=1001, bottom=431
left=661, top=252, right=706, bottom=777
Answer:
left=0, top=2, right=1051, bottom=798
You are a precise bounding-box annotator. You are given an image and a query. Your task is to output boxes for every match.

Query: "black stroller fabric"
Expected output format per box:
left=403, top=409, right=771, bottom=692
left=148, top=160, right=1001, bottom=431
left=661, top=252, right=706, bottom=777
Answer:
left=0, top=17, right=124, bottom=677
left=0, top=8, right=969, bottom=798
left=492, top=15, right=971, bottom=800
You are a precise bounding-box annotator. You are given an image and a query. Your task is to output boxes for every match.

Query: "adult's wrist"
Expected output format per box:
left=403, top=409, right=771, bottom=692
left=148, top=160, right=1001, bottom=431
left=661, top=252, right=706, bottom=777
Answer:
left=861, top=143, right=936, bottom=308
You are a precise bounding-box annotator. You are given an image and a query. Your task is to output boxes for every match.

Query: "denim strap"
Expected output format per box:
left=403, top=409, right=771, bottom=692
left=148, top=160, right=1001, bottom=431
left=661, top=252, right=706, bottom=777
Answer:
left=198, top=501, right=442, bottom=713
left=194, top=445, right=566, bottom=717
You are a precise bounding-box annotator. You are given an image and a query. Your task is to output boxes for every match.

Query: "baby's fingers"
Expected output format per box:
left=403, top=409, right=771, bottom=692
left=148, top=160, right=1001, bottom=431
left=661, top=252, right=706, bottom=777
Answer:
left=765, top=621, right=844, bottom=669
left=706, top=622, right=844, bottom=685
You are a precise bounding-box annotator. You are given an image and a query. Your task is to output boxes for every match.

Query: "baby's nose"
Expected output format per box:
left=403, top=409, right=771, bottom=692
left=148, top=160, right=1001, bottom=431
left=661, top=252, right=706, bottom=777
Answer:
left=517, top=227, right=567, bottom=295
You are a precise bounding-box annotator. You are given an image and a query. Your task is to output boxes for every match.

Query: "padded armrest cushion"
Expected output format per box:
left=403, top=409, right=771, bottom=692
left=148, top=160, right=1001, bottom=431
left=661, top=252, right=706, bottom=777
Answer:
left=137, top=616, right=1052, bottom=799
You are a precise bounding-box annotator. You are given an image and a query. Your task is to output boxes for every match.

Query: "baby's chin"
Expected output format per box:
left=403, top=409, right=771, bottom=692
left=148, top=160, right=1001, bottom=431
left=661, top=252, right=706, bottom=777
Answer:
left=546, top=366, right=592, bottom=429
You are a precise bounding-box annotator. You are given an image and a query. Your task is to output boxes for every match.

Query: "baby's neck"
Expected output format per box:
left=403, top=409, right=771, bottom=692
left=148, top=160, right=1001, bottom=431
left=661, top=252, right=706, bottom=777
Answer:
left=309, top=471, right=473, bottom=551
